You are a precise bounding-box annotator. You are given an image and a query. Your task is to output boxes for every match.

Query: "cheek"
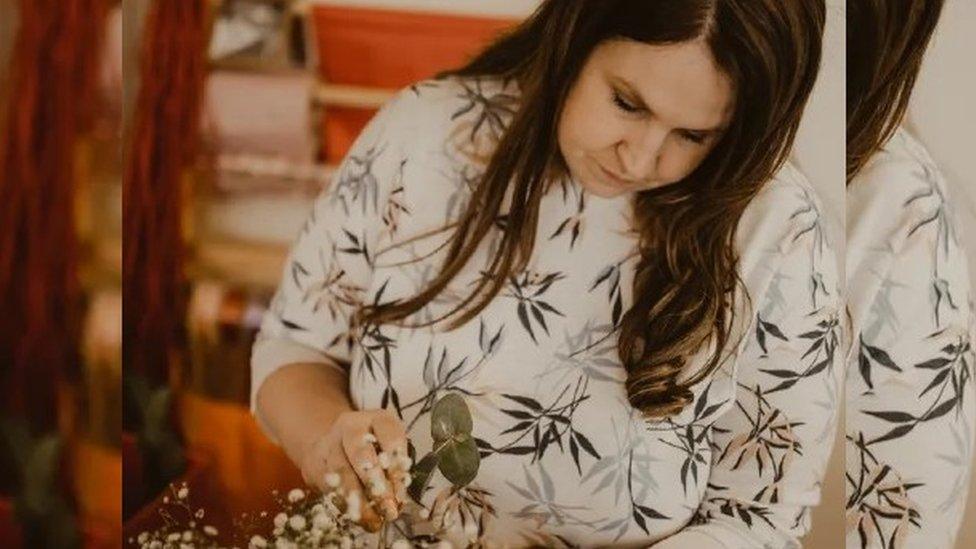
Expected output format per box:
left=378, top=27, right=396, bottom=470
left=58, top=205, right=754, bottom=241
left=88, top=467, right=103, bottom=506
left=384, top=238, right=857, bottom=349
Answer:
left=560, top=87, right=620, bottom=156
left=658, top=143, right=712, bottom=182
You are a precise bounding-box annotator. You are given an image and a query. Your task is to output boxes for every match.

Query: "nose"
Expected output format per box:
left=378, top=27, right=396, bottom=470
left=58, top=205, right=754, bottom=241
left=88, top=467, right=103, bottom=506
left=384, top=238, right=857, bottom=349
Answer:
left=618, top=123, right=667, bottom=181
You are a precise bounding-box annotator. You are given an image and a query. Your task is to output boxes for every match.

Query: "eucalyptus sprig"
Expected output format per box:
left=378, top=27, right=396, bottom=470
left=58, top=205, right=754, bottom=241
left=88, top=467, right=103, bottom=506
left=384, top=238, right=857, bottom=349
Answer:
left=408, top=393, right=480, bottom=502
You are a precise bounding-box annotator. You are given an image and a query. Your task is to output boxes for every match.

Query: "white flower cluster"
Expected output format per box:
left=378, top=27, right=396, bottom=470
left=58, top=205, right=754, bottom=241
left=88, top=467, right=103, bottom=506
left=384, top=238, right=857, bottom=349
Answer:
left=244, top=435, right=423, bottom=548
left=129, top=482, right=223, bottom=549
left=246, top=488, right=366, bottom=549
left=129, top=433, right=480, bottom=548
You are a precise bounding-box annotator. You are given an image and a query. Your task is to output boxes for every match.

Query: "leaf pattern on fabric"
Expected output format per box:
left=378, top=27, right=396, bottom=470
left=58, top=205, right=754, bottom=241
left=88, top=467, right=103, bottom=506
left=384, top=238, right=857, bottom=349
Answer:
left=251, top=76, right=843, bottom=547
left=845, top=128, right=975, bottom=548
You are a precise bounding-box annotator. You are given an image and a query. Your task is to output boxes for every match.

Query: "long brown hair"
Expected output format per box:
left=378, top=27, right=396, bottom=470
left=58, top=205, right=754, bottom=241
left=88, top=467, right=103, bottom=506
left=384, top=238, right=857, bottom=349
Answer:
left=847, top=0, right=944, bottom=182
left=361, top=0, right=824, bottom=419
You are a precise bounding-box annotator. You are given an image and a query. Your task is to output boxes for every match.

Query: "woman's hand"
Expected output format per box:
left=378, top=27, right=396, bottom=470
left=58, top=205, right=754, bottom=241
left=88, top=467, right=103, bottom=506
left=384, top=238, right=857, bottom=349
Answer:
left=297, top=408, right=411, bottom=532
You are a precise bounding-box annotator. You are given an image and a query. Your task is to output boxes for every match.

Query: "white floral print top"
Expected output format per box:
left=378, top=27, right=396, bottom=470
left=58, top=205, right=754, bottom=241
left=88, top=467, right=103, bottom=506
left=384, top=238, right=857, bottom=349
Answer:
left=845, top=127, right=975, bottom=549
left=251, top=76, right=842, bottom=548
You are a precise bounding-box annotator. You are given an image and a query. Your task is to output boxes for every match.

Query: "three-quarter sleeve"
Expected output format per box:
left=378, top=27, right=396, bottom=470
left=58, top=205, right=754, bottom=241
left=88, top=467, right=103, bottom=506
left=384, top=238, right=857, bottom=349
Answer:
left=656, top=171, right=843, bottom=547
left=249, top=87, right=420, bottom=441
left=844, top=131, right=975, bottom=549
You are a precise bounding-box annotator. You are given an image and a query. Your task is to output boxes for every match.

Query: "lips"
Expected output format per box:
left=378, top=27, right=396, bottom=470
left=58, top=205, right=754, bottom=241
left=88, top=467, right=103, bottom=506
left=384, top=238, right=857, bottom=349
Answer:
left=596, top=162, right=637, bottom=187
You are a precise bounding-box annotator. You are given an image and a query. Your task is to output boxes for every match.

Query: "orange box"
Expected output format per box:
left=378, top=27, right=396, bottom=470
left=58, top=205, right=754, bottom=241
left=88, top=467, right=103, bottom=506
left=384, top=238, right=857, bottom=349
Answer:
left=310, top=5, right=517, bottom=163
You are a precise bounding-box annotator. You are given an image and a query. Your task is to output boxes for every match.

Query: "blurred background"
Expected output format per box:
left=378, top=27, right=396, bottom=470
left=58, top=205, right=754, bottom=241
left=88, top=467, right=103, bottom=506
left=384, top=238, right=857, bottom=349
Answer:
left=0, top=0, right=121, bottom=547
left=1, top=0, right=849, bottom=547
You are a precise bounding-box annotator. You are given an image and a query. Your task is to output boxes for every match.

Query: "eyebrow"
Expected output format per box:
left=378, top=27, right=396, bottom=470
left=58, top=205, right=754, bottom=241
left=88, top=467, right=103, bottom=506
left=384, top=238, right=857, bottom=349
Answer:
left=610, top=75, right=728, bottom=134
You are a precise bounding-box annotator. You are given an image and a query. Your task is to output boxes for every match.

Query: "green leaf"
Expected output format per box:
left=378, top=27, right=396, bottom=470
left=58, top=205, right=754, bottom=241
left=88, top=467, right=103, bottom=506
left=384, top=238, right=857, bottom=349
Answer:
left=437, top=434, right=480, bottom=487
left=407, top=452, right=439, bottom=502
left=430, top=393, right=472, bottom=443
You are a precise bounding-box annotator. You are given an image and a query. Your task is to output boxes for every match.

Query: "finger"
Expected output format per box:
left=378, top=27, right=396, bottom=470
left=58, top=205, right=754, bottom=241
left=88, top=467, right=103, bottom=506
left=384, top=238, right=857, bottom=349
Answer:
left=371, top=409, right=408, bottom=455
left=335, top=464, right=383, bottom=532
left=371, top=411, right=410, bottom=502
left=341, top=425, right=398, bottom=520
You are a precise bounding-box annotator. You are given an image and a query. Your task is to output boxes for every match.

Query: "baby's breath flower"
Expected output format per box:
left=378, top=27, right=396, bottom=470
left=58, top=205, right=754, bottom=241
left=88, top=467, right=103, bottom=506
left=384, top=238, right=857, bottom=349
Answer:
left=248, top=535, right=268, bottom=548
left=274, top=538, right=297, bottom=549
left=273, top=512, right=288, bottom=530
left=312, top=511, right=335, bottom=532
left=367, top=470, right=388, bottom=497
left=203, top=525, right=218, bottom=537
left=324, top=472, right=342, bottom=488
left=287, top=488, right=306, bottom=503
left=288, top=514, right=307, bottom=531
left=343, top=490, right=362, bottom=522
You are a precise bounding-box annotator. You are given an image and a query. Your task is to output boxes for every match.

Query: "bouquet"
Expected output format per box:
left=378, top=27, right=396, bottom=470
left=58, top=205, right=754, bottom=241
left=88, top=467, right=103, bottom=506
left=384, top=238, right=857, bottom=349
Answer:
left=130, top=394, right=488, bottom=548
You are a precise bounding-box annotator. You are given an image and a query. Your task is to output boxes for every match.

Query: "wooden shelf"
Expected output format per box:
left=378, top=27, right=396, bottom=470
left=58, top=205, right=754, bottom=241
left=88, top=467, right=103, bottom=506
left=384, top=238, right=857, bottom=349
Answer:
left=313, top=82, right=397, bottom=109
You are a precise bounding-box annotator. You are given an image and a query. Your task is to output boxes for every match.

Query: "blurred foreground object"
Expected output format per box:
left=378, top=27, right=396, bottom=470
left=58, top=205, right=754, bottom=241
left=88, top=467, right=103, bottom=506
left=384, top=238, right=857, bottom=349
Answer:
left=0, top=0, right=114, bottom=547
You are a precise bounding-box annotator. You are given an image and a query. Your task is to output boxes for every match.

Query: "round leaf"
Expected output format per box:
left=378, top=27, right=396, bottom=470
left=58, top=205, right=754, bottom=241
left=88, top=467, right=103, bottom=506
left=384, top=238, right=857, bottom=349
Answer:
left=430, top=393, right=473, bottom=442
left=437, top=434, right=480, bottom=486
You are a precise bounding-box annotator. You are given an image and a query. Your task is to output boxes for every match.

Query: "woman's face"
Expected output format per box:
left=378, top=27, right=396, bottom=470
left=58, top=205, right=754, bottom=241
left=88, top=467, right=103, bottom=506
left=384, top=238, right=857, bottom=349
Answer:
left=557, top=39, right=734, bottom=198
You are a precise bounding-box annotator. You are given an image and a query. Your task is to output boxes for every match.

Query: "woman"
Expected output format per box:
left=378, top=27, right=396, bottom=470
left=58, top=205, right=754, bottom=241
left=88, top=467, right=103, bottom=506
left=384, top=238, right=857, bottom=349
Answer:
left=846, top=1, right=975, bottom=548
left=253, top=1, right=839, bottom=546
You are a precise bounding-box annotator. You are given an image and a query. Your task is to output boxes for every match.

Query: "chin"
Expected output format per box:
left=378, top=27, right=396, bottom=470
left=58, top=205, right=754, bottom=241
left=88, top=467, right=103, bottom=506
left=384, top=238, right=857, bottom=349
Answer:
left=579, top=177, right=630, bottom=199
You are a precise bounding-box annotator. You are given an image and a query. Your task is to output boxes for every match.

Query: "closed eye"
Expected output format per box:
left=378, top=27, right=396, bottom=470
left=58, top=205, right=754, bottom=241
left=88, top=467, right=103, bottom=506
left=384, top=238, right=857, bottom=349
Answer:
left=613, top=90, right=710, bottom=145
left=679, top=130, right=707, bottom=145
left=611, top=91, right=640, bottom=114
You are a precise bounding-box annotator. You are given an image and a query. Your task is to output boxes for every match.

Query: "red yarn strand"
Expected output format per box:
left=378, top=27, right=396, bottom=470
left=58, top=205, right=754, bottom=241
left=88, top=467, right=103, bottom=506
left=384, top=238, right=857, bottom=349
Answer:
left=0, top=0, right=108, bottom=432
left=122, top=0, right=209, bottom=386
